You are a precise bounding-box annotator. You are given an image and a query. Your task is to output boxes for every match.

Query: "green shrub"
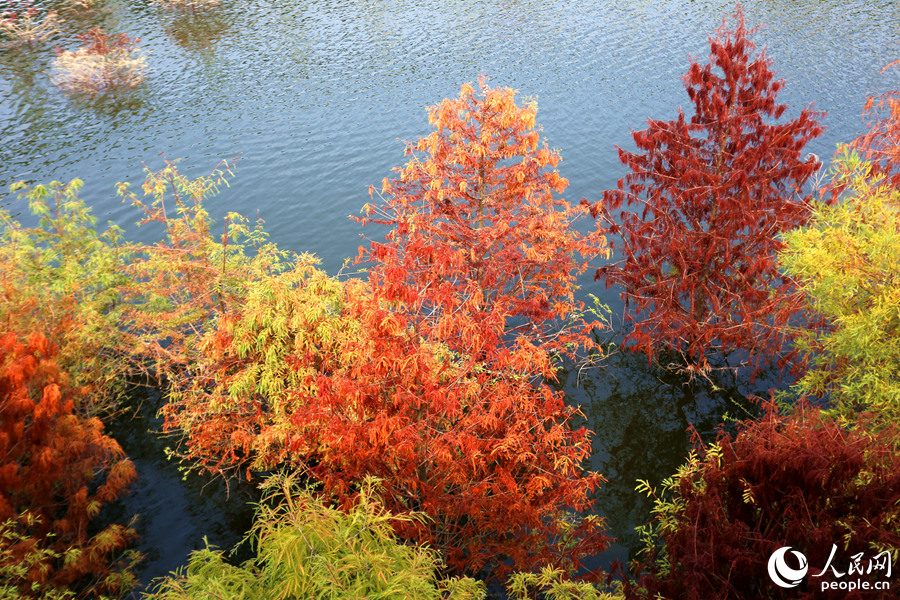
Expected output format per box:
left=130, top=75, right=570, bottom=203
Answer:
left=507, top=567, right=624, bottom=600
left=143, top=474, right=485, bottom=600
left=1, top=179, right=135, bottom=414
left=780, top=149, right=900, bottom=423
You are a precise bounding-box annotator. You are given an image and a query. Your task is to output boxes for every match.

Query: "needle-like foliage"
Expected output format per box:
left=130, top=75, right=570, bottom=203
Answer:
left=0, top=332, right=140, bottom=599
left=1, top=180, right=135, bottom=414
left=361, top=77, right=609, bottom=360
left=593, top=7, right=823, bottom=376
left=152, top=84, right=611, bottom=578
left=629, top=404, right=900, bottom=600
left=143, top=474, right=485, bottom=600
left=781, top=149, right=900, bottom=423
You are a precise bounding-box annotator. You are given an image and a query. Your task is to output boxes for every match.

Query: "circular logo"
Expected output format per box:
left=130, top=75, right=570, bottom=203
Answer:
left=768, top=546, right=809, bottom=588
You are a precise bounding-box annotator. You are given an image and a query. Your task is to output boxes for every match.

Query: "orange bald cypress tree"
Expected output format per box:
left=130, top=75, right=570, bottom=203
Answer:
left=0, top=331, right=139, bottom=598
left=360, top=77, right=609, bottom=358
left=309, top=79, right=611, bottom=576
left=151, top=83, right=610, bottom=578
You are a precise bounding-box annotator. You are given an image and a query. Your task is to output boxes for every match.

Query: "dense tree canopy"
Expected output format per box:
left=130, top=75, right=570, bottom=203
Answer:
left=0, top=331, right=139, bottom=599
left=593, top=7, right=823, bottom=375
left=149, top=85, right=612, bottom=577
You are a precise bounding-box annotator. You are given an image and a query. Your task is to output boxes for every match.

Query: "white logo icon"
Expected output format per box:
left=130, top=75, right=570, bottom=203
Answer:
left=768, top=546, right=809, bottom=588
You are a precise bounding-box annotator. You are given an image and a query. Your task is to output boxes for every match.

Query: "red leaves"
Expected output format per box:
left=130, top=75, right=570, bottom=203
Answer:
left=0, top=331, right=138, bottom=597
left=594, top=7, right=823, bottom=375
left=839, top=62, right=900, bottom=191
left=71, top=27, right=140, bottom=57
left=629, top=405, right=900, bottom=600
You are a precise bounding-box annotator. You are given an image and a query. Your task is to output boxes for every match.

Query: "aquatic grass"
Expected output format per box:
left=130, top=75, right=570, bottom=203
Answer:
left=0, top=0, right=61, bottom=48
left=50, top=27, right=146, bottom=96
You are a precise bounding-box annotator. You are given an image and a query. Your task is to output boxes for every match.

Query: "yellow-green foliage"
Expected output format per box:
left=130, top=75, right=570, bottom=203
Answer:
left=189, top=262, right=359, bottom=467
left=780, top=148, right=900, bottom=422
left=114, top=158, right=365, bottom=473
left=507, top=566, right=624, bottom=600
left=143, top=474, right=485, bottom=600
left=632, top=449, right=711, bottom=579
left=0, top=515, right=140, bottom=600
left=0, top=180, right=134, bottom=414
left=115, top=157, right=294, bottom=373
left=0, top=517, right=74, bottom=600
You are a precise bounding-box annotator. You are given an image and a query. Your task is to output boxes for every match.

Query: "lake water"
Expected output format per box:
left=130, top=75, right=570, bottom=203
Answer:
left=2, top=0, right=898, bottom=589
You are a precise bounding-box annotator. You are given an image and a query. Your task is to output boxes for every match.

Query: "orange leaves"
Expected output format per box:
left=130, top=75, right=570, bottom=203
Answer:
left=139, top=86, right=610, bottom=581
left=842, top=64, right=900, bottom=190
left=298, top=334, right=608, bottom=576
left=358, top=77, right=608, bottom=364
left=301, top=79, right=613, bottom=578
left=0, top=330, right=138, bottom=597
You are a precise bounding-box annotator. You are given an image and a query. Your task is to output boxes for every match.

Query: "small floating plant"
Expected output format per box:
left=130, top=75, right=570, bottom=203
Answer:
left=50, top=27, right=146, bottom=96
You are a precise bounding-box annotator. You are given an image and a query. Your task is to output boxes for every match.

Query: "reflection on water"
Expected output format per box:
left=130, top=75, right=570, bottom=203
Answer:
left=2, top=0, right=898, bottom=586
left=554, top=344, right=768, bottom=571
left=163, top=9, right=231, bottom=53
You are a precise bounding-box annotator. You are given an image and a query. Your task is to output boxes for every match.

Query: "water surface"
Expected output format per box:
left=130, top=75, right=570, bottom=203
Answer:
left=2, top=0, right=898, bottom=587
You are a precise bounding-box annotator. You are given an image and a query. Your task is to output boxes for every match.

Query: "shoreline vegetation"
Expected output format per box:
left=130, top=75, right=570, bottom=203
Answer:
left=2, top=5, right=899, bottom=600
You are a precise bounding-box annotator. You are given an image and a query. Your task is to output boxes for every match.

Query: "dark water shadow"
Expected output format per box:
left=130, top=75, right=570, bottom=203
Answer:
left=554, top=340, right=771, bottom=577
left=102, top=384, right=260, bottom=593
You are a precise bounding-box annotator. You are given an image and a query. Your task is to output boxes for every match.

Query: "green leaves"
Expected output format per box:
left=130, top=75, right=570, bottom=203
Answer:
left=145, top=475, right=486, bottom=600
left=507, top=566, right=623, bottom=600
left=780, top=148, right=900, bottom=423
left=1, top=179, right=134, bottom=414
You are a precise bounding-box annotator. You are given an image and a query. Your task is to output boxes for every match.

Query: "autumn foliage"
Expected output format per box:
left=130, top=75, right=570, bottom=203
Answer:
left=1, top=179, right=135, bottom=415
left=0, top=0, right=61, bottom=48
left=154, top=83, right=610, bottom=578
left=361, top=77, right=608, bottom=356
left=0, top=331, right=139, bottom=598
left=628, top=404, right=900, bottom=600
left=144, top=474, right=486, bottom=600
left=285, top=280, right=608, bottom=577
left=5, top=5, right=900, bottom=595
left=842, top=61, right=900, bottom=189
left=308, top=80, right=608, bottom=576
left=593, top=7, right=823, bottom=375
left=780, top=149, right=900, bottom=425
left=51, top=27, right=146, bottom=95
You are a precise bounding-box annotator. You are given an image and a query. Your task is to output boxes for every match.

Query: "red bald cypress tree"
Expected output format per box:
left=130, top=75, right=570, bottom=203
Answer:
left=593, top=7, right=824, bottom=375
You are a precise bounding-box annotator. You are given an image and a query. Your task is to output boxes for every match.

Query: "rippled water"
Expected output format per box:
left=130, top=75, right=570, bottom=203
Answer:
left=2, top=0, right=898, bottom=587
